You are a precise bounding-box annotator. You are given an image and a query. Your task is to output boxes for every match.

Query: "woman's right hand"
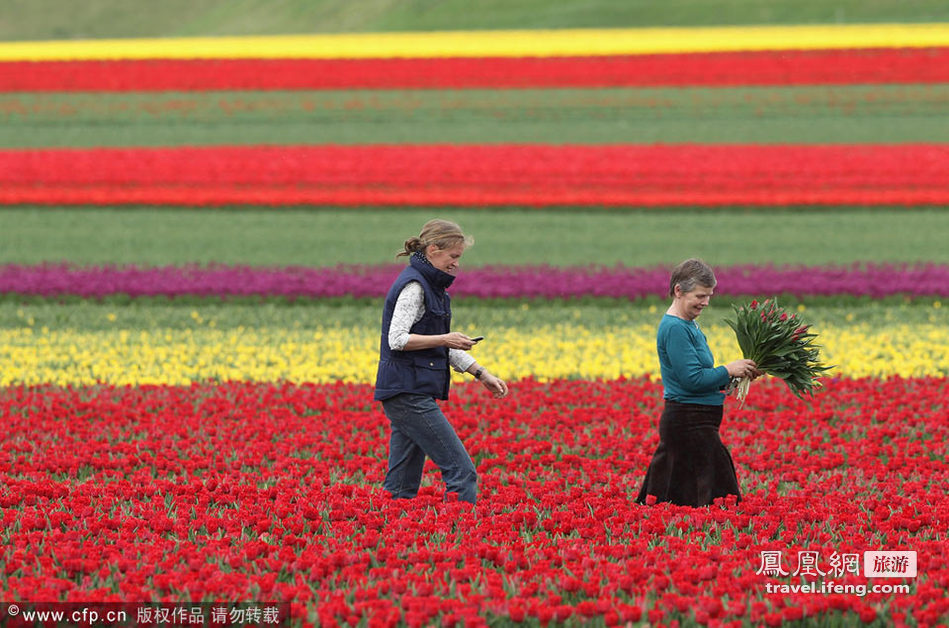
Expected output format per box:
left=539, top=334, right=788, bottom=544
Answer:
left=725, top=359, right=759, bottom=378
left=442, top=332, right=476, bottom=350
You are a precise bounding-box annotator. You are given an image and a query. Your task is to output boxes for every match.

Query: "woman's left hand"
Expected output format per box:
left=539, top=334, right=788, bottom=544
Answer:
left=481, top=373, right=509, bottom=399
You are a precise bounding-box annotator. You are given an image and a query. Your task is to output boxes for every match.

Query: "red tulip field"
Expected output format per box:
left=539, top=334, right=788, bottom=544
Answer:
left=2, top=378, right=946, bottom=626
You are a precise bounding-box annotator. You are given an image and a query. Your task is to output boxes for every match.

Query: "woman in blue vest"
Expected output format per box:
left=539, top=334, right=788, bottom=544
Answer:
left=375, top=219, right=509, bottom=504
left=636, top=258, right=760, bottom=507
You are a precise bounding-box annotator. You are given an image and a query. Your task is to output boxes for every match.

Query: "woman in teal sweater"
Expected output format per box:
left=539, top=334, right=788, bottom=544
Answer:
left=636, top=258, right=760, bottom=507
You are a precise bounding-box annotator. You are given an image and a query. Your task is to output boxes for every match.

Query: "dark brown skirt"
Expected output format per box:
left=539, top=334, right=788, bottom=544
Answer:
left=636, top=400, right=741, bottom=507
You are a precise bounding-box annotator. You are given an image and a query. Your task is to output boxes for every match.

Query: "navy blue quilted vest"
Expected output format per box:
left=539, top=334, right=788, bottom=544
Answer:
left=374, top=253, right=455, bottom=401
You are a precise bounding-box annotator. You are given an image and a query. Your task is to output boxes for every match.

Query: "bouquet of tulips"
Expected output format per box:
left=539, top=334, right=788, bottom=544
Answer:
left=724, top=297, right=832, bottom=405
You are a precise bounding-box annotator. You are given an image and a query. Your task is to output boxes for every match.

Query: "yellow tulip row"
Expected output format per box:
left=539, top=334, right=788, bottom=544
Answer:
left=2, top=24, right=948, bottom=61
left=1, top=322, right=945, bottom=386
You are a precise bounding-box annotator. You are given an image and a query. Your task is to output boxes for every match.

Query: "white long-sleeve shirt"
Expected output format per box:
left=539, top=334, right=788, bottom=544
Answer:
left=388, top=282, right=476, bottom=373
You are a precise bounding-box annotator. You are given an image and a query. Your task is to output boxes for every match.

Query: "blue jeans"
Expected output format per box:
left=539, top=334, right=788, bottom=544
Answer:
left=381, top=393, right=478, bottom=504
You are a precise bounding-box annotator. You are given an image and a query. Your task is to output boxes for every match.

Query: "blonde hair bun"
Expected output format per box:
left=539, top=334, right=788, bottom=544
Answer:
left=397, top=219, right=474, bottom=258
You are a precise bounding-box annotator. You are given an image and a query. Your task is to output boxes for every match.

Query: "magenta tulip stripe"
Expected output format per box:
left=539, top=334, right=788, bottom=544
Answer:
left=1, top=263, right=946, bottom=299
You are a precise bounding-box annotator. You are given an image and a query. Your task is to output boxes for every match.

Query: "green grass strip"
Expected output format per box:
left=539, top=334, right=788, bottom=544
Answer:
left=2, top=298, right=944, bottom=331
left=2, top=207, right=948, bottom=268
left=4, top=0, right=949, bottom=41
left=3, top=85, right=948, bottom=147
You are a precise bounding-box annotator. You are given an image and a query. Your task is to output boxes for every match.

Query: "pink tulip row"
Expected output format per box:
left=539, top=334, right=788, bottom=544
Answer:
left=1, top=262, right=946, bottom=299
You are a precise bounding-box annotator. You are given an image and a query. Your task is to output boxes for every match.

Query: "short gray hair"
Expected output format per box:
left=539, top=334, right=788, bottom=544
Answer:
left=669, top=258, right=716, bottom=297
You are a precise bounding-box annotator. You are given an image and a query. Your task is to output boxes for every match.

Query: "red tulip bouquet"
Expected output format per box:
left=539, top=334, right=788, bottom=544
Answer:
left=724, top=298, right=832, bottom=405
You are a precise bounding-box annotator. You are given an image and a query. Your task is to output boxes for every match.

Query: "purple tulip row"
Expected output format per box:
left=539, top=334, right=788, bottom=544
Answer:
left=0, top=262, right=944, bottom=299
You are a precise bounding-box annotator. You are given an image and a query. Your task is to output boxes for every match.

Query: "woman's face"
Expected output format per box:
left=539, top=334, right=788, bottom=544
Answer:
left=676, top=284, right=714, bottom=320
left=426, top=243, right=466, bottom=275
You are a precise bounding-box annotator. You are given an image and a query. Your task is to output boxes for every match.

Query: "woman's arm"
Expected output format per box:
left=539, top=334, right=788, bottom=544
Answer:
left=388, top=282, right=476, bottom=351
left=463, top=361, right=509, bottom=398
left=665, top=326, right=759, bottom=391
left=664, top=325, right=731, bottom=393
left=388, top=282, right=425, bottom=351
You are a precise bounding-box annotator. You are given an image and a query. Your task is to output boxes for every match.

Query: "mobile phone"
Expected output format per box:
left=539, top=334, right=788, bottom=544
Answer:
left=470, top=336, right=484, bottom=343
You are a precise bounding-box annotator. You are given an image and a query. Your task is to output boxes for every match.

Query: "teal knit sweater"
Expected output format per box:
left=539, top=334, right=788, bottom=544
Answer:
left=657, top=314, right=731, bottom=406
